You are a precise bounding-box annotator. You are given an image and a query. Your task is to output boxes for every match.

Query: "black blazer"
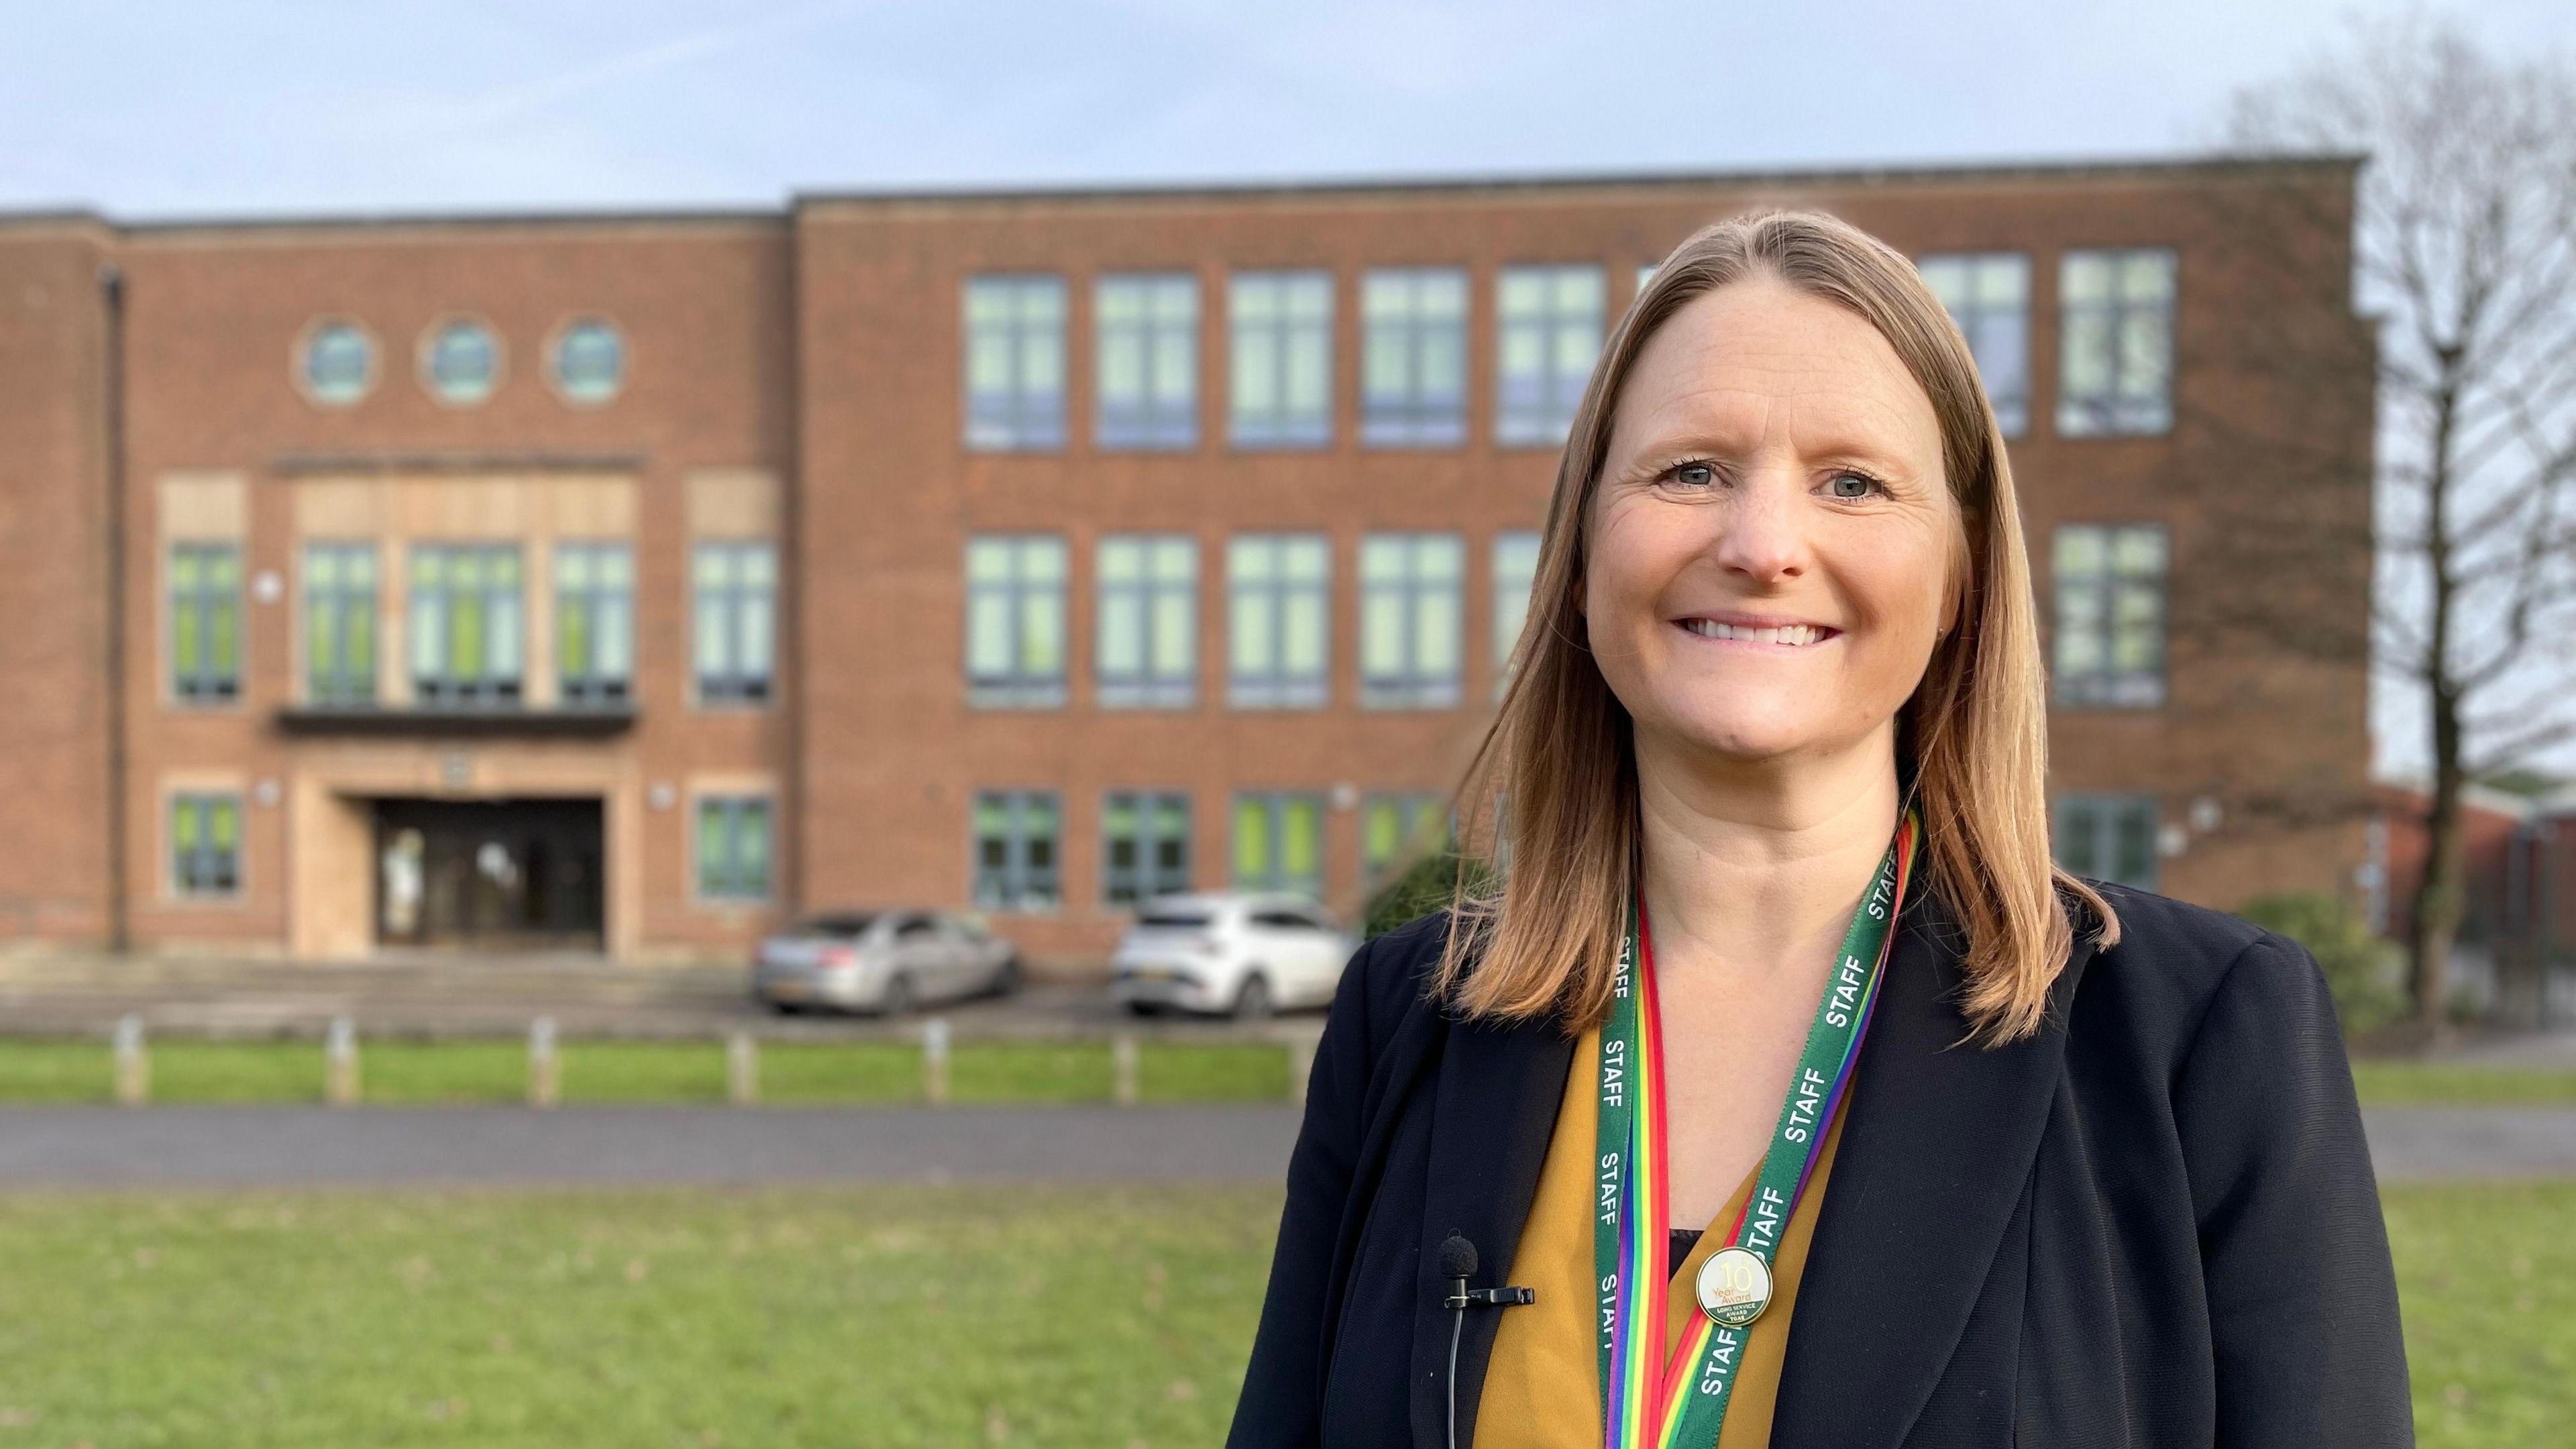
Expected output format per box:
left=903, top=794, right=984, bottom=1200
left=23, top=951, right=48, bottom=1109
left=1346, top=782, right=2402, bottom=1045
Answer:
left=1226, top=881, right=2412, bottom=1448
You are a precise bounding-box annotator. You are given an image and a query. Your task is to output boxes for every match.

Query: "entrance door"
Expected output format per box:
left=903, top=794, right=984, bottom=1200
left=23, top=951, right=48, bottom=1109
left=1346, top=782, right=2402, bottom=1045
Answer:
left=374, top=797, right=605, bottom=950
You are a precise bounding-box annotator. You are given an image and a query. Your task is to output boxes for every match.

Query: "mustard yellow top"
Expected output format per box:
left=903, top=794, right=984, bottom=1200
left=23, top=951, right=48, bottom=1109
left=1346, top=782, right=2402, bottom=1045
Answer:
left=1477, top=1024, right=1850, bottom=1448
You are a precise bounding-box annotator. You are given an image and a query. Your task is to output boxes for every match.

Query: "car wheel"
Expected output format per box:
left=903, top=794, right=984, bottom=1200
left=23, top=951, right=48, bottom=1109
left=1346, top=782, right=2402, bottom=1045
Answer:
left=1124, top=1000, right=1165, bottom=1018
left=766, top=999, right=802, bottom=1017
left=989, top=953, right=1023, bottom=998
left=1232, top=972, right=1275, bottom=1022
left=879, top=973, right=916, bottom=1018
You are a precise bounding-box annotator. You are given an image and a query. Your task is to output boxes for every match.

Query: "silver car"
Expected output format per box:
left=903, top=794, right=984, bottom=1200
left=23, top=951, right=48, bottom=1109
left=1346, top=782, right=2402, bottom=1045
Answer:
left=751, top=910, right=1020, bottom=1015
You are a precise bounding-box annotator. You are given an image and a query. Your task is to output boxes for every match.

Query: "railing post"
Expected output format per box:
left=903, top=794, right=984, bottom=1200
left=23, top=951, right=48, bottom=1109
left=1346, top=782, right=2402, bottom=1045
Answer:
left=1111, top=1032, right=1141, bottom=1106
left=727, top=1031, right=759, bottom=1106
left=113, top=1013, right=149, bottom=1106
left=1283, top=1026, right=1320, bottom=1110
left=922, top=1017, right=951, bottom=1106
left=324, top=1015, right=360, bottom=1106
left=528, top=1017, right=559, bottom=1108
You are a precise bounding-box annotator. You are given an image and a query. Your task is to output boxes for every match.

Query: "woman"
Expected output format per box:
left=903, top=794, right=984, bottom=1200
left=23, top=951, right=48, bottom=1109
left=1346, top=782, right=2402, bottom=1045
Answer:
left=1226, top=210, right=2410, bottom=1448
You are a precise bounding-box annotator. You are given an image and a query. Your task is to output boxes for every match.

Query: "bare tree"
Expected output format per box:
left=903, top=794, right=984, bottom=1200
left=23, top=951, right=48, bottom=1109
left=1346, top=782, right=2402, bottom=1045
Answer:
left=2219, top=15, right=2576, bottom=1035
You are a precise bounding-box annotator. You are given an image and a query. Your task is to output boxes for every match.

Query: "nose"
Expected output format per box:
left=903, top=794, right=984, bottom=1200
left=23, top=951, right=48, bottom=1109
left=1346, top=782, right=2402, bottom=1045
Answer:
left=1708, top=468, right=1808, bottom=583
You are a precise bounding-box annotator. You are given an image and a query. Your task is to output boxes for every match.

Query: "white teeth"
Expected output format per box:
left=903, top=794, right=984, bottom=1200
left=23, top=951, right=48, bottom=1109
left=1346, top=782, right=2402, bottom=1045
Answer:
left=1682, top=619, right=1829, bottom=647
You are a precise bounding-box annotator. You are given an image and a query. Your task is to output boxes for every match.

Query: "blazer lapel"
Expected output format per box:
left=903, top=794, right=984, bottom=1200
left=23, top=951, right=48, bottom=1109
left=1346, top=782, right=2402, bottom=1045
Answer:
left=1770, top=885, right=2095, bottom=1449
left=1407, top=1005, right=1576, bottom=1449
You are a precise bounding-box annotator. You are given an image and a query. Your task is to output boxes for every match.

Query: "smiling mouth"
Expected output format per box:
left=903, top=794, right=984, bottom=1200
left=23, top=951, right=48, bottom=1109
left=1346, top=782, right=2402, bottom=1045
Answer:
left=1674, top=619, right=1841, bottom=648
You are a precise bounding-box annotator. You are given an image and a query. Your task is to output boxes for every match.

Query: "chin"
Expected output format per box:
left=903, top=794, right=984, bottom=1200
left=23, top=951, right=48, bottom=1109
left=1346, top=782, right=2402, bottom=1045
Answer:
left=1662, top=712, right=1829, bottom=765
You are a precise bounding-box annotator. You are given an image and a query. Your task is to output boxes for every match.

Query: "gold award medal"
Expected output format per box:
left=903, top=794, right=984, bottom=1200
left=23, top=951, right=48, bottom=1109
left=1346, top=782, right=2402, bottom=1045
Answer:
left=1695, top=1246, right=1773, bottom=1330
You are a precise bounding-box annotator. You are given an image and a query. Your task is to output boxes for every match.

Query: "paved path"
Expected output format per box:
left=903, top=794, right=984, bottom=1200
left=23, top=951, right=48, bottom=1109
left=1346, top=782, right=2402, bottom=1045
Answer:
left=0, top=1104, right=1306, bottom=1187
left=0, top=1104, right=2570, bottom=1189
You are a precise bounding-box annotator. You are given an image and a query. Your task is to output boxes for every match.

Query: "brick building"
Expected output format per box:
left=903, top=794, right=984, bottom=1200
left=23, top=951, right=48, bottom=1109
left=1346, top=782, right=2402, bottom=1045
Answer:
left=0, top=157, right=2376, bottom=969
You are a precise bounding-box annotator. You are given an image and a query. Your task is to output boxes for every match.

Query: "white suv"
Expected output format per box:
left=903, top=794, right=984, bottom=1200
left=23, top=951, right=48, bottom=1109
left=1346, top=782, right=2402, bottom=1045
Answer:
left=1109, top=893, right=1356, bottom=1018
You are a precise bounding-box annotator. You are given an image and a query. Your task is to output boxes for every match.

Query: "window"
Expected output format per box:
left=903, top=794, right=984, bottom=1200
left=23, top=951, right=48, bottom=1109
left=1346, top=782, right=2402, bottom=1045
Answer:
left=550, top=320, right=625, bottom=405
left=421, top=319, right=501, bottom=405
left=965, top=535, right=1068, bottom=707
left=973, top=791, right=1061, bottom=911
left=168, top=542, right=241, bottom=704
left=1492, top=530, right=1542, bottom=692
left=1096, top=273, right=1199, bottom=449
left=1918, top=252, right=2031, bottom=436
left=1103, top=790, right=1191, bottom=906
left=1360, top=533, right=1464, bottom=708
left=170, top=792, right=242, bottom=897
left=1360, top=268, right=1467, bottom=446
left=2052, top=524, right=2167, bottom=708
left=301, top=321, right=374, bottom=406
left=1230, top=270, right=1332, bottom=447
left=1234, top=792, right=1325, bottom=898
left=1227, top=534, right=1330, bottom=709
left=1636, top=262, right=1659, bottom=292
left=2053, top=794, right=2157, bottom=891
left=409, top=543, right=523, bottom=705
left=302, top=542, right=376, bottom=704
left=2058, top=249, right=2175, bottom=436
left=1496, top=264, right=1604, bottom=445
left=963, top=276, right=1067, bottom=451
left=695, top=796, right=772, bottom=901
left=1095, top=535, right=1197, bottom=708
left=693, top=541, right=775, bottom=704
left=556, top=542, right=633, bottom=704
left=1362, top=793, right=1449, bottom=881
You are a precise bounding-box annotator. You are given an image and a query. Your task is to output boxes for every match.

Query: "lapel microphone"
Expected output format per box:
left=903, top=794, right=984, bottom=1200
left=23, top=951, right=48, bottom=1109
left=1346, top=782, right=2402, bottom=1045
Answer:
left=1438, top=1234, right=1536, bottom=1449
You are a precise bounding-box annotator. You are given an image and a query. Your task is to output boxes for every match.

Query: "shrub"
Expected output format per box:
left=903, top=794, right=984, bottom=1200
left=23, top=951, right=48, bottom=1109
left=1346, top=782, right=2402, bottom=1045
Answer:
left=2233, top=892, right=2409, bottom=1034
left=1364, top=850, right=1498, bottom=939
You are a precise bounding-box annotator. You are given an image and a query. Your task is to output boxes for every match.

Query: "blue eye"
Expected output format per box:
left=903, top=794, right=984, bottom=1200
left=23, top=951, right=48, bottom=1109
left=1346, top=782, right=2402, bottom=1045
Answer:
left=1672, top=462, right=1716, bottom=488
left=1828, top=470, right=1882, bottom=499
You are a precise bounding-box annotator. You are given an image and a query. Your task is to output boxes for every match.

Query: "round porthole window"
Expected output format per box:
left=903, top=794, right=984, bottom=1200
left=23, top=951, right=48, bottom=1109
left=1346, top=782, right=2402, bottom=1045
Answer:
left=421, top=318, right=502, bottom=405
left=300, top=320, right=375, bottom=406
left=550, top=319, right=625, bottom=405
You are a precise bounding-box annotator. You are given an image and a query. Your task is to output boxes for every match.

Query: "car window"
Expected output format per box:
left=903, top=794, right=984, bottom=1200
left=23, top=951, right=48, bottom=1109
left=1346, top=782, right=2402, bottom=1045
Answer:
left=1138, top=910, right=1214, bottom=930
left=1249, top=909, right=1318, bottom=931
left=894, top=916, right=936, bottom=939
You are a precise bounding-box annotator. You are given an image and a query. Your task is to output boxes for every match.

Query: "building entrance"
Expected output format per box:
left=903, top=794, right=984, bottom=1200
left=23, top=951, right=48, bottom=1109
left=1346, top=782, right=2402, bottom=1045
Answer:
left=372, top=797, right=604, bottom=949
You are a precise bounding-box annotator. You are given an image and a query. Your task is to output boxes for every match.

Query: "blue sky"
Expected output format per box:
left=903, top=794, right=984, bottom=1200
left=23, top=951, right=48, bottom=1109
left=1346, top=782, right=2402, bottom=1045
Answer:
left=6, top=1, right=2570, bottom=219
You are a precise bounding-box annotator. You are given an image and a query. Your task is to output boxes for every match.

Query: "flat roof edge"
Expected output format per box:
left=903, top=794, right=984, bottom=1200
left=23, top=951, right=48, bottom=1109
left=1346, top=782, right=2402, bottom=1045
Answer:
left=0, top=149, right=2365, bottom=235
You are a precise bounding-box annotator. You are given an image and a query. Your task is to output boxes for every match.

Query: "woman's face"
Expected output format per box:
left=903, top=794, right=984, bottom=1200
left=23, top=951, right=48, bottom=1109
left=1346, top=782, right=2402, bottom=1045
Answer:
left=1585, top=274, right=1959, bottom=773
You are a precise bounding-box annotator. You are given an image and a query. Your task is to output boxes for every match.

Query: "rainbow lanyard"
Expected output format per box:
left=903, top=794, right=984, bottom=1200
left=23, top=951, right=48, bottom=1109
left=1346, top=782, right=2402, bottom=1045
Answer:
left=1593, top=812, right=1918, bottom=1448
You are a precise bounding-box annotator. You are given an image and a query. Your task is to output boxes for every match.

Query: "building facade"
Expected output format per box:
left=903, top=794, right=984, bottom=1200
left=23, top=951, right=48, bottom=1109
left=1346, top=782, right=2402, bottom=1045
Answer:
left=0, top=158, right=2376, bottom=969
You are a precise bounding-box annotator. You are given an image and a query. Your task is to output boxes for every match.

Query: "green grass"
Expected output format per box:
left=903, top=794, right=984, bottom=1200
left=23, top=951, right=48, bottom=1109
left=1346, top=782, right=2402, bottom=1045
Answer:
left=2353, top=1061, right=2576, bottom=1107
left=2385, top=1181, right=2576, bottom=1447
left=0, top=1183, right=1275, bottom=1448
left=0, top=1038, right=1297, bottom=1106
left=0, top=1179, right=2555, bottom=1447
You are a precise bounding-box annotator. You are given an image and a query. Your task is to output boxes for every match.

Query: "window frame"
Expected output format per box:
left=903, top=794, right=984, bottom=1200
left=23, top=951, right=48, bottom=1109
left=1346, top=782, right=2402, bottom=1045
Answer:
left=972, top=790, right=1063, bottom=913
left=1094, top=272, right=1201, bottom=451
left=2050, top=522, right=2169, bottom=710
left=417, top=314, right=504, bottom=407
left=963, top=274, right=1069, bottom=452
left=965, top=534, right=1069, bottom=708
left=407, top=542, right=525, bottom=706
left=1494, top=263, right=1605, bottom=447
left=1232, top=790, right=1327, bottom=899
left=693, top=793, right=775, bottom=904
left=546, top=317, right=627, bottom=407
left=1102, top=789, right=1192, bottom=908
left=2052, top=792, right=2159, bottom=891
left=1916, top=251, right=2032, bottom=438
left=1491, top=529, right=1543, bottom=698
left=301, top=540, right=378, bottom=706
left=294, top=317, right=377, bottom=408
left=1360, top=266, right=1469, bottom=448
left=2056, top=247, right=2178, bottom=437
left=692, top=539, right=776, bottom=708
left=1359, top=531, right=1465, bottom=710
left=1226, top=533, right=1332, bottom=710
left=168, top=790, right=244, bottom=899
left=168, top=540, right=244, bottom=706
left=555, top=540, right=635, bottom=706
left=1094, top=533, right=1199, bottom=709
left=1361, top=792, right=1450, bottom=883
left=1228, top=269, right=1334, bottom=449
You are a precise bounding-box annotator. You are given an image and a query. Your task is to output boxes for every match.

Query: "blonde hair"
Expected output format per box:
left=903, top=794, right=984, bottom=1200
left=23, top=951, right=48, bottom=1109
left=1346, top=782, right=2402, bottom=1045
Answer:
left=1435, top=208, right=2117, bottom=1044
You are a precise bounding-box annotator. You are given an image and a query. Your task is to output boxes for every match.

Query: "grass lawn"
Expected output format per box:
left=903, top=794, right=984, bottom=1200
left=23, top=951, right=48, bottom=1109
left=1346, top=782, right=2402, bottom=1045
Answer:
left=2351, top=1061, right=2576, bottom=1107
left=0, top=1179, right=2561, bottom=1447
left=0, top=1038, right=1293, bottom=1108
